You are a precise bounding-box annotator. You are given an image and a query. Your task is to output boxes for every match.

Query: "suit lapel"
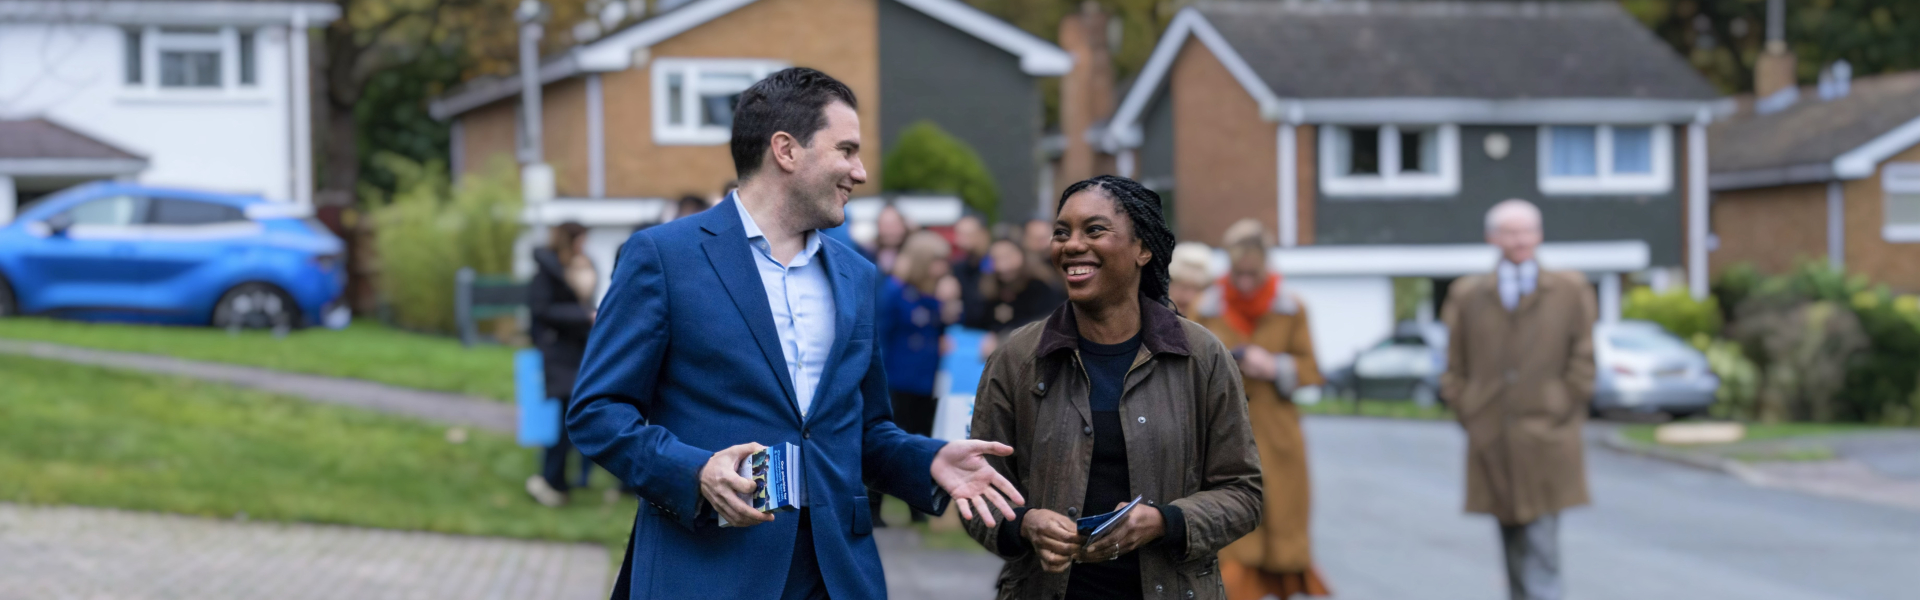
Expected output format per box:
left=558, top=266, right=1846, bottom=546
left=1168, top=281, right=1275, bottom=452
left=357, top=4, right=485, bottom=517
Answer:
left=698, top=200, right=802, bottom=423
left=807, top=241, right=860, bottom=424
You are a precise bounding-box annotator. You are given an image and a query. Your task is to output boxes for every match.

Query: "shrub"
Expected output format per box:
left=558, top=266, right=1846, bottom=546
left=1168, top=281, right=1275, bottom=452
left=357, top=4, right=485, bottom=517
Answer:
left=882, top=121, right=999, bottom=222
left=369, top=153, right=522, bottom=333
left=1717, top=261, right=1920, bottom=424
left=1704, top=339, right=1761, bottom=421
left=1623, top=286, right=1721, bottom=341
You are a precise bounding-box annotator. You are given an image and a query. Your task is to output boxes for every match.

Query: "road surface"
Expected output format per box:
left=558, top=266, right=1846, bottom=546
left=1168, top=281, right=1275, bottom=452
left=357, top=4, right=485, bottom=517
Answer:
left=1309, top=417, right=1920, bottom=600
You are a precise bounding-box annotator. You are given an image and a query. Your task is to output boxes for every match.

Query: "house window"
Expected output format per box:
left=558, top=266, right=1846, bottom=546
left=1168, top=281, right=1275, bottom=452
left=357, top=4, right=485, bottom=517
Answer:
left=1538, top=124, right=1672, bottom=195
left=158, top=27, right=222, bottom=88
left=123, top=29, right=143, bottom=84
left=238, top=30, right=257, bottom=86
left=651, top=58, right=787, bottom=145
left=1884, top=163, right=1920, bottom=243
left=123, top=26, right=257, bottom=92
left=1320, top=124, right=1459, bottom=197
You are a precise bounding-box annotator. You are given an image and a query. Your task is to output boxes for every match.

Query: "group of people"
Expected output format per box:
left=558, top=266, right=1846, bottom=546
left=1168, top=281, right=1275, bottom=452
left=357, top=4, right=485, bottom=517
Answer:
left=545, top=65, right=1593, bottom=600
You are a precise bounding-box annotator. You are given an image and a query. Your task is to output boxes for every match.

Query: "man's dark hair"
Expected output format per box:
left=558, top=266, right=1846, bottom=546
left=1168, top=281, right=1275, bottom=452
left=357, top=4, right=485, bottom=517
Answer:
left=730, top=67, right=858, bottom=179
left=1056, top=175, right=1177, bottom=307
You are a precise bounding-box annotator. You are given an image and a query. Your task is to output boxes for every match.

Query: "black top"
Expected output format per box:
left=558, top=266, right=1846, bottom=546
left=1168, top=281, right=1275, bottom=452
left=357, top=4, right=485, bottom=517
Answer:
left=1067, top=333, right=1143, bottom=600
left=528, top=248, right=593, bottom=399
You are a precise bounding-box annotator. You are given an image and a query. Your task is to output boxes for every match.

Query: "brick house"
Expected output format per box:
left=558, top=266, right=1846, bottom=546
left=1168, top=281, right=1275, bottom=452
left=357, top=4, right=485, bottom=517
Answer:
left=1094, top=1, right=1721, bottom=368
left=1708, top=68, right=1920, bottom=291
left=428, top=0, right=1068, bottom=225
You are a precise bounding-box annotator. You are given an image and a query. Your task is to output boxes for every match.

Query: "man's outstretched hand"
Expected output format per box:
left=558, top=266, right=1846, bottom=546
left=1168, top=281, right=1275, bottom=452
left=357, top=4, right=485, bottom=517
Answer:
left=931, top=440, right=1025, bottom=527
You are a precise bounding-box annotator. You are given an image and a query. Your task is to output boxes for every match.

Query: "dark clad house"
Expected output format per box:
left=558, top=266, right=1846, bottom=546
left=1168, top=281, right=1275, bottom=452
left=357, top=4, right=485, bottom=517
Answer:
left=1099, top=1, right=1722, bottom=370
left=1709, top=71, right=1920, bottom=291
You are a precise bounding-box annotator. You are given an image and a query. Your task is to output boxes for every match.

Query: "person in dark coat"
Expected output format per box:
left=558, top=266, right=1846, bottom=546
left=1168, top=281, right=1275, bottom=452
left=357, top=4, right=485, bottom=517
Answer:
left=526, top=221, right=596, bottom=507
left=970, top=237, right=1067, bottom=357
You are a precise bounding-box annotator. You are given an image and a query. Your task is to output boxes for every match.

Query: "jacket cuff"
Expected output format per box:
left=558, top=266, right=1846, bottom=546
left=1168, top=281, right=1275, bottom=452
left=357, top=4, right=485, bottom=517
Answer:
left=997, top=507, right=1032, bottom=556
left=1157, top=504, right=1188, bottom=560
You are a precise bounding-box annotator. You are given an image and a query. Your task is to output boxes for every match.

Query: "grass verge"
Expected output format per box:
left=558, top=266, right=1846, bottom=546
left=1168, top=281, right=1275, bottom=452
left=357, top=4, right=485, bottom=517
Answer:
left=0, top=355, right=632, bottom=559
left=0, top=317, right=515, bottom=400
left=1298, top=398, right=1454, bottom=421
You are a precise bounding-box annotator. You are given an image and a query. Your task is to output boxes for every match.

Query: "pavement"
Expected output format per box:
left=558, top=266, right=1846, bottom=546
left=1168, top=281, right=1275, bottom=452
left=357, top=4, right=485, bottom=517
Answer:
left=0, top=503, right=608, bottom=599
left=0, top=339, right=514, bottom=433
left=1601, top=426, right=1920, bottom=512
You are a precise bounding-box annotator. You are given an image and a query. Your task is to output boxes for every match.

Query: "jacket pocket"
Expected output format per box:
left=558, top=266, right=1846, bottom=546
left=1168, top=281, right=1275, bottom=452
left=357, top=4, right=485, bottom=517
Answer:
left=851, top=495, right=873, bottom=536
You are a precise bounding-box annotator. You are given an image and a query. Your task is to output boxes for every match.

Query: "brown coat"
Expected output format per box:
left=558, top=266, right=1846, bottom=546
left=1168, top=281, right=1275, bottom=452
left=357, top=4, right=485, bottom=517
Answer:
left=1195, top=287, right=1322, bottom=573
left=1440, top=269, right=1597, bottom=525
left=965, top=298, right=1264, bottom=600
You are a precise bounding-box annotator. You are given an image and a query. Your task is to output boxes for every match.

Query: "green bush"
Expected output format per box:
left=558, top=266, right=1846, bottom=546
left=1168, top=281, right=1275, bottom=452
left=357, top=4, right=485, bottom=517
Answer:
left=368, top=153, right=522, bottom=333
left=1715, top=261, right=1920, bottom=425
left=882, top=121, right=999, bottom=222
left=1623, top=286, right=1721, bottom=341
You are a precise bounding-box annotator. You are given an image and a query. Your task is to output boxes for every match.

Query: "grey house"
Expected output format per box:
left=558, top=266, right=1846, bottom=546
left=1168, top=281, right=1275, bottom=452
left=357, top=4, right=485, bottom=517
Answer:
left=1098, top=1, right=1722, bottom=369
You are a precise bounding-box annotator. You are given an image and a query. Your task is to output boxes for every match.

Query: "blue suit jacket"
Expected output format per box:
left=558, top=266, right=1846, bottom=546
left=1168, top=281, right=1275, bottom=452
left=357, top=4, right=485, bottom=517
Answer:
left=568, top=198, right=948, bottom=600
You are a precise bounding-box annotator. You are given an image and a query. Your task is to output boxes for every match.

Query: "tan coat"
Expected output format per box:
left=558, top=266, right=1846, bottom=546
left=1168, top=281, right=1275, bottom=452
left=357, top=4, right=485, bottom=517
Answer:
left=965, top=298, right=1265, bottom=600
left=1440, top=269, right=1597, bottom=525
left=1195, top=287, right=1322, bottom=573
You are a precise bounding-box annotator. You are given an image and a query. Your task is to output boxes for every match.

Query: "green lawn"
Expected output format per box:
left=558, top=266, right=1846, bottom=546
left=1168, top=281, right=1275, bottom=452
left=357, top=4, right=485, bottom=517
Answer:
left=0, top=355, right=632, bottom=557
left=1299, top=398, right=1455, bottom=421
left=0, top=317, right=515, bottom=401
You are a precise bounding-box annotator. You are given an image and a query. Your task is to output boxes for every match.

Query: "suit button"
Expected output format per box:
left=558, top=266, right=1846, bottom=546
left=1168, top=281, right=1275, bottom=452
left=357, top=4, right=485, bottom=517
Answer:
left=803, top=429, right=810, bottom=439
left=1083, top=425, right=1093, bottom=436
left=1067, top=507, right=1079, bottom=517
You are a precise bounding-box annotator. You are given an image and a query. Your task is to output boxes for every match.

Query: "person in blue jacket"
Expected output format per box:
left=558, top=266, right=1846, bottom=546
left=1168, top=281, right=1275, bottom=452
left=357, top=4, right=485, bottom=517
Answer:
left=566, top=67, right=1023, bottom=600
left=872, top=229, right=953, bottom=524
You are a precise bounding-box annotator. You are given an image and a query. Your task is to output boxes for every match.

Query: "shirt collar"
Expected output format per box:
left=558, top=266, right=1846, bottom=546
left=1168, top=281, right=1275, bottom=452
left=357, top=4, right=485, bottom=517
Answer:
left=1498, top=259, right=1538, bottom=279
left=732, top=190, right=823, bottom=264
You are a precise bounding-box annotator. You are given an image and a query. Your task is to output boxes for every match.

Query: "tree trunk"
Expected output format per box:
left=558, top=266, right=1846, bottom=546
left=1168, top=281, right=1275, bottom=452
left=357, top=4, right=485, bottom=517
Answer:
left=317, top=12, right=381, bottom=314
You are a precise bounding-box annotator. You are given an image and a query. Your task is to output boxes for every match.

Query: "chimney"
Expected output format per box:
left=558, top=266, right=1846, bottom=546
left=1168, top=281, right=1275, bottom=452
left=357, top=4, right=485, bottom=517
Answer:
left=1753, top=0, right=1796, bottom=99
left=1058, top=1, right=1117, bottom=194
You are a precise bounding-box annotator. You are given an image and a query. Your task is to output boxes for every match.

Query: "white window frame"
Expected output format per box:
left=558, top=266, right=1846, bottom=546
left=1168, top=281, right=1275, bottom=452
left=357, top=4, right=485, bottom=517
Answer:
left=1537, top=124, right=1673, bottom=195
left=1882, top=162, right=1920, bottom=243
left=650, top=58, right=788, bottom=146
left=1319, top=124, right=1461, bottom=197
left=121, top=25, right=266, bottom=100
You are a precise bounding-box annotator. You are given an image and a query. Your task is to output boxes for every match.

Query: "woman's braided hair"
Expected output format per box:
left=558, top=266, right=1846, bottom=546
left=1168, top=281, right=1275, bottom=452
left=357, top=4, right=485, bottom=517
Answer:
left=1055, top=175, right=1177, bottom=307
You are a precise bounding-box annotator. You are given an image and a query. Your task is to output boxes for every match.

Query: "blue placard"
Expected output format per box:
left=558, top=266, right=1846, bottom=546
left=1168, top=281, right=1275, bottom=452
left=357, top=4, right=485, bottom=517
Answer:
left=939, top=326, right=989, bottom=396
left=515, top=348, right=560, bottom=447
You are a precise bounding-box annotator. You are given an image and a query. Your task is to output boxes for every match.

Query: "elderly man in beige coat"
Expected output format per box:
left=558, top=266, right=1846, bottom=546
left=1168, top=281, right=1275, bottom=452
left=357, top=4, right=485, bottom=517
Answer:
left=1440, top=199, right=1596, bottom=600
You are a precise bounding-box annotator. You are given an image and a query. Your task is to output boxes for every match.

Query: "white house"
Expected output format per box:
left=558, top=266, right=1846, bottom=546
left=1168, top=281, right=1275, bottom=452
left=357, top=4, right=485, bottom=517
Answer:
left=0, top=0, right=337, bottom=223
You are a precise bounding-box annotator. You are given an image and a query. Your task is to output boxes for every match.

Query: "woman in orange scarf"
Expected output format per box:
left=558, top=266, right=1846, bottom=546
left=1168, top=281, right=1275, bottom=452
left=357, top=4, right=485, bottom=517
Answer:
left=1194, top=219, right=1330, bottom=600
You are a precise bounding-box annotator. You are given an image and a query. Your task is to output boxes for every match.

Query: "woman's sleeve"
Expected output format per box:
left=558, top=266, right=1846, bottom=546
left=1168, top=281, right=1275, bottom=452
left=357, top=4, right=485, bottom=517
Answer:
left=1288, top=304, right=1325, bottom=388
left=961, top=346, right=1032, bottom=560
left=1164, top=338, right=1264, bottom=561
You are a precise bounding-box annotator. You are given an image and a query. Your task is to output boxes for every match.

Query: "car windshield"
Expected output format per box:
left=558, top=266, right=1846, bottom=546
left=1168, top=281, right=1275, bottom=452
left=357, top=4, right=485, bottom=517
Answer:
left=1609, top=328, right=1694, bottom=354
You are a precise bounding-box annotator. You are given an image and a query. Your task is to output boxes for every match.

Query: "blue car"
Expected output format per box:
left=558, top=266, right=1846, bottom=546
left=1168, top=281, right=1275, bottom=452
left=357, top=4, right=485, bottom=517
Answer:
left=0, top=182, right=347, bottom=328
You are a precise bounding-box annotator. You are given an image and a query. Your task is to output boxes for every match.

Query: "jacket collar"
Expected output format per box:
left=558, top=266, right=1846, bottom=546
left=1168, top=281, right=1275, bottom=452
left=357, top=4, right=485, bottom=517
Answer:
left=1037, top=296, right=1191, bottom=358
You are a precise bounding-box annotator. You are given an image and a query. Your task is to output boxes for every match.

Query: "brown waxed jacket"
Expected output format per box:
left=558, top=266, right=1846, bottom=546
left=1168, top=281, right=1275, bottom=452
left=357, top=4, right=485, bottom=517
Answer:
left=964, top=298, right=1264, bottom=600
left=1440, top=268, right=1597, bottom=526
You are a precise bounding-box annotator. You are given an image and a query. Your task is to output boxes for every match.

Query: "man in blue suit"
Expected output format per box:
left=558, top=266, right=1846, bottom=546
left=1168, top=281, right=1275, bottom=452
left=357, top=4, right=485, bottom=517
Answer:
left=568, top=67, right=1024, bottom=600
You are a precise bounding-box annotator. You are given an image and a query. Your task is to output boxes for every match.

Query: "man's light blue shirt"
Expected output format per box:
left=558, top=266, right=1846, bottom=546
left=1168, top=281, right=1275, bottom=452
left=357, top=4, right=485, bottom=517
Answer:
left=733, top=192, right=836, bottom=418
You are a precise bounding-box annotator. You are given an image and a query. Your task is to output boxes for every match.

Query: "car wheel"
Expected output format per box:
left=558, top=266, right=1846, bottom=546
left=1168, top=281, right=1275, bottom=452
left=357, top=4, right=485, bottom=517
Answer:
left=1411, top=382, right=1439, bottom=407
left=212, top=283, right=298, bottom=330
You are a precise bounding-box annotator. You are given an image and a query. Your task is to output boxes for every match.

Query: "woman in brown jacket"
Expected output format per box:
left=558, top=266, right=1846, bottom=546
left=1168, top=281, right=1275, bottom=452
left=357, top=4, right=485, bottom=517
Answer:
left=1194, top=220, right=1330, bottom=599
left=965, top=176, right=1263, bottom=600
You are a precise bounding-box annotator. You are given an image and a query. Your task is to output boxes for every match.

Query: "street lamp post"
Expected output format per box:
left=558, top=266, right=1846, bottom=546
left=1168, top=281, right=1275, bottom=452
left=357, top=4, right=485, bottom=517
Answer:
left=517, top=0, right=555, bottom=224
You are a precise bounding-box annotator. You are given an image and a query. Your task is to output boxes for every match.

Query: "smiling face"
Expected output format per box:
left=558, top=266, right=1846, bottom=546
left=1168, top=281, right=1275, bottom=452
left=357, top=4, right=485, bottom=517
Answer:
left=1051, top=188, right=1152, bottom=309
left=784, top=101, right=866, bottom=230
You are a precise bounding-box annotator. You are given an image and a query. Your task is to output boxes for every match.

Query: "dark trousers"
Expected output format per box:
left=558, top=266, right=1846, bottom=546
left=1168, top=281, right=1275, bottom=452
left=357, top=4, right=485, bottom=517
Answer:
left=869, top=391, right=937, bottom=524
left=780, top=509, right=829, bottom=600
left=541, top=395, right=574, bottom=492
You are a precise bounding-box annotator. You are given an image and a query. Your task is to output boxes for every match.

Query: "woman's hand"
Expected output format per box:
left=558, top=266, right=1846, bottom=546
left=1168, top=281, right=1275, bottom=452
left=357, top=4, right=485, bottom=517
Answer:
left=1020, top=509, right=1083, bottom=573
left=1237, top=345, right=1277, bottom=381
left=1075, top=502, right=1166, bottom=563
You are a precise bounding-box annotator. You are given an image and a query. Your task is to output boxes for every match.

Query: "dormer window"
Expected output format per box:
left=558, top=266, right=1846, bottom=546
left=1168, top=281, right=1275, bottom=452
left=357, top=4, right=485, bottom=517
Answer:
left=1320, top=124, right=1461, bottom=197
left=121, top=26, right=258, bottom=91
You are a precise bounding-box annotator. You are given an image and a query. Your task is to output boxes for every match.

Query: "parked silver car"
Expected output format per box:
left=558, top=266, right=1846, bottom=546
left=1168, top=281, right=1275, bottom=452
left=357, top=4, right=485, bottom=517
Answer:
left=1328, top=319, right=1719, bottom=416
left=1593, top=320, right=1720, bottom=417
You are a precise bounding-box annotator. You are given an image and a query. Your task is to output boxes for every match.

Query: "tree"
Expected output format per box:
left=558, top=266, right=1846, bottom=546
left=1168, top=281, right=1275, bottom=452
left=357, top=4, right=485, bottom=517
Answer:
left=1621, top=0, right=1920, bottom=93
left=883, top=121, right=1000, bottom=222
